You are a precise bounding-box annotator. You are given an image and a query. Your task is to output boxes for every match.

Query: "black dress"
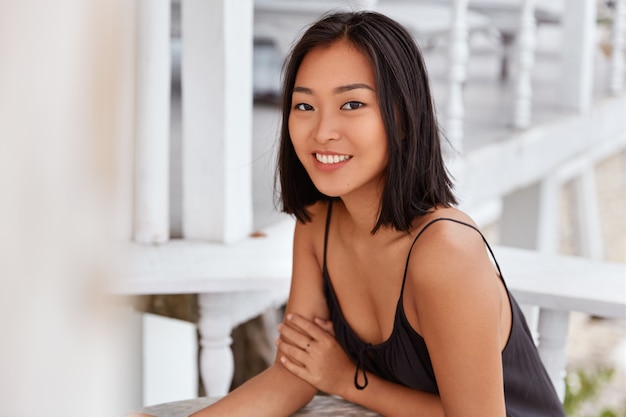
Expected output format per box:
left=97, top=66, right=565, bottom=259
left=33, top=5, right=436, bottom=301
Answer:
left=322, top=203, right=565, bottom=417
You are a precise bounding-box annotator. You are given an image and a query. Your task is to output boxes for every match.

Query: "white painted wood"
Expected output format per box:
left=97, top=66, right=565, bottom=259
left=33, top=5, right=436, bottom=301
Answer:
left=181, top=0, right=253, bottom=243
left=536, top=309, right=570, bottom=402
left=462, top=95, right=626, bottom=208
left=496, top=247, right=626, bottom=319
left=512, top=0, right=536, bottom=129
left=253, top=1, right=491, bottom=59
left=499, top=181, right=542, bottom=342
left=610, top=0, right=626, bottom=95
left=197, top=291, right=287, bottom=396
left=446, top=0, right=469, bottom=152
left=143, top=314, right=198, bottom=407
left=539, top=145, right=618, bottom=262
left=134, top=0, right=171, bottom=244
left=536, top=175, right=560, bottom=254
left=558, top=0, right=597, bottom=112
left=197, top=293, right=235, bottom=397
left=113, top=221, right=626, bottom=320
left=499, top=182, right=540, bottom=250
left=571, top=164, right=604, bottom=260
left=115, top=305, right=145, bottom=413
left=112, top=219, right=295, bottom=295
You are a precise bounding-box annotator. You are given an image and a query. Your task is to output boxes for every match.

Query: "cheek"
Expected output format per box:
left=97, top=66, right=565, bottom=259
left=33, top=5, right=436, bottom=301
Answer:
left=288, top=116, right=310, bottom=153
left=288, top=119, right=307, bottom=162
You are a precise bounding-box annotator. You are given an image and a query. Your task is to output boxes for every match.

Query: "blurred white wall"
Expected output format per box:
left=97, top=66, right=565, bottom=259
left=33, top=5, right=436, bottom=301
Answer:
left=0, top=0, right=138, bottom=415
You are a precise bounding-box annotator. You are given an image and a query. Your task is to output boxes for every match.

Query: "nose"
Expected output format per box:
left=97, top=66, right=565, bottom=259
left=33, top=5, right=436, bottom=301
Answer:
left=313, top=109, right=340, bottom=143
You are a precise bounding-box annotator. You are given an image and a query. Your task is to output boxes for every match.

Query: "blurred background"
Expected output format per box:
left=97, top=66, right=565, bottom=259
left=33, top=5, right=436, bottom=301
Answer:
left=0, top=0, right=624, bottom=416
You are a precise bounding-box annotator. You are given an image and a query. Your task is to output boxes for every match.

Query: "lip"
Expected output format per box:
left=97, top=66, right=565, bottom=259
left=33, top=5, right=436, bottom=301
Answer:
left=312, top=151, right=352, bottom=172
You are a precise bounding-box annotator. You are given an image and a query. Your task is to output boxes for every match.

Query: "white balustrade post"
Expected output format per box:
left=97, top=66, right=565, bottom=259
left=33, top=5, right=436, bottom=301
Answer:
left=610, top=0, right=626, bottom=95
left=134, top=0, right=171, bottom=244
left=500, top=183, right=544, bottom=341
left=572, top=164, right=604, bottom=260
left=512, top=0, right=536, bottom=129
left=536, top=175, right=560, bottom=255
left=446, top=0, right=469, bottom=154
left=181, top=0, right=254, bottom=243
left=559, top=0, right=597, bottom=112
left=536, top=309, right=570, bottom=402
left=197, top=293, right=235, bottom=396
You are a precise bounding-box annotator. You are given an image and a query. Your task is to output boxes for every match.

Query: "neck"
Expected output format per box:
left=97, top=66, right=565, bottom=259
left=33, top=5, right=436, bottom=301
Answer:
left=335, top=176, right=392, bottom=237
left=339, top=197, right=381, bottom=236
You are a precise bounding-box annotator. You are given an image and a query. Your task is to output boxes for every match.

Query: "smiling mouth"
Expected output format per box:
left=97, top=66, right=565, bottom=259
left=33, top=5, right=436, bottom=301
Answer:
left=315, top=153, right=353, bottom=164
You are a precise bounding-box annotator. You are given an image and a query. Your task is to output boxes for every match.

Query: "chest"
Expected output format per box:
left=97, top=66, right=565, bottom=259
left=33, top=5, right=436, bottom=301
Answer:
left=324, top=244, right=409, bottom=345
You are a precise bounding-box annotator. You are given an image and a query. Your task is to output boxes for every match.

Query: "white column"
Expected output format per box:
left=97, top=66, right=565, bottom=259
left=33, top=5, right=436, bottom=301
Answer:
left=197, top=293, right=235, bottom=396
left=133, top=0, right=171, bottom=244
left=499, top=183, right=543, bottom=342
left=572, top=164, right=604, bottom=260
left=536, top=309, right=570, bottom=402
left=181, top=0, right=254, bottom=243
left=559, top=0, right=597, bottom=112
left=610, top=0, right=626, bottom=95
left=115, top=0, right=137, bottom=241
left=446, top=0, right=469, bottom=154
left=512, top=0, right=536, bottom=129
left=536, top=175, right=560, bottom=255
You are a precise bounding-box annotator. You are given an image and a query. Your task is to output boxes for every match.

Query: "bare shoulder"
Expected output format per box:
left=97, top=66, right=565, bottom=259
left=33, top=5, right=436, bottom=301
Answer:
left=293, top=200, right=332, bottom=249
left=408, top=206, right=495, bottom=292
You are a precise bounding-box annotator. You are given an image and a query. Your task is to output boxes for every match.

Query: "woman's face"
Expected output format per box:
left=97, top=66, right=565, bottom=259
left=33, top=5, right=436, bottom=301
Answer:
left=288, top=40, right=388, bottom=201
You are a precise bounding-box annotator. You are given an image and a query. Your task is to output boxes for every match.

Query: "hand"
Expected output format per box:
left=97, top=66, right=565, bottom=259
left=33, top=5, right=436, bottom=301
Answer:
left=276, top=313, right=354, bottom=397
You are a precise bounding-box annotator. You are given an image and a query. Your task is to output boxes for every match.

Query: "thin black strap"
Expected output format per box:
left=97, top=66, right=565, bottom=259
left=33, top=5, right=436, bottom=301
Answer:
left=321, top=201, right=371, bottom=390
left=399, top=217, right=505, bottom=297
left=354, top=343, right=371, bottom=390
left=322, top=201, right=334, bottom=272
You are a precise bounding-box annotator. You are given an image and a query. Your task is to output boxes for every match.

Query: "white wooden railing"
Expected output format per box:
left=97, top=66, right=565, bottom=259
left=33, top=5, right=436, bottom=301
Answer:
left=112, top=217, right=626, bottom=402
left=117, top=0, right=626, bottom=407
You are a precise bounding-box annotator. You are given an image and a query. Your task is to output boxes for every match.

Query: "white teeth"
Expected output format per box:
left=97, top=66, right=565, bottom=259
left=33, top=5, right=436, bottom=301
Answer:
left=315, top=153, right=351, bottom=164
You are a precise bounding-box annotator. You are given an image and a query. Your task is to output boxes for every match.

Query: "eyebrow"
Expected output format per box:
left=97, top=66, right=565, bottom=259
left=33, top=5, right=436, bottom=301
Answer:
left=292, top=83, right=375, bottom=95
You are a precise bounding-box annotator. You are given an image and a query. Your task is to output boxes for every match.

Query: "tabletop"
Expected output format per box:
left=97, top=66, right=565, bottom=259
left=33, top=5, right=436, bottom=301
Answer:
left=132, top=395, right=382, bottom=417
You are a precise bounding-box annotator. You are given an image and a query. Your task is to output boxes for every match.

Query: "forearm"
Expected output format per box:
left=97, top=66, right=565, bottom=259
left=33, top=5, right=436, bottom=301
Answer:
left=190, top=363, right=317, bottom=417
left=339, top=373, right=444, bottom=417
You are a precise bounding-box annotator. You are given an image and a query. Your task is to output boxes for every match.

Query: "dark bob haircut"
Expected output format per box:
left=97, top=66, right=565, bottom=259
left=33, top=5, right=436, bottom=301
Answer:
left=277, top=11, right=457, bottom=233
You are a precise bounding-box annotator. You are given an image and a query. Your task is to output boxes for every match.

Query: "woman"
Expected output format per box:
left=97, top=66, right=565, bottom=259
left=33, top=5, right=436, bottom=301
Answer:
left=157, top=10, right=565, bottom=417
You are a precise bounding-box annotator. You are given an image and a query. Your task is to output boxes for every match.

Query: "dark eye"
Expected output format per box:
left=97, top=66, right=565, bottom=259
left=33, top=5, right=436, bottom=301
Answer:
left=341, top=101, right=364, bottom=110
left=294, top=103, right=314, bottom=111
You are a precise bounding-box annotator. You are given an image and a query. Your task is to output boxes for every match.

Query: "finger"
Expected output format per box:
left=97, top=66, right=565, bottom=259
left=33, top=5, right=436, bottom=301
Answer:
left=314, top=317, right=335, bottom=336
left=286, top=313, right=328, bottom=340
left=275, top=337, right=307, bottom=367
left=278, top=321, right=313, bottom=349
left=279, top=354, right=311, bottom=383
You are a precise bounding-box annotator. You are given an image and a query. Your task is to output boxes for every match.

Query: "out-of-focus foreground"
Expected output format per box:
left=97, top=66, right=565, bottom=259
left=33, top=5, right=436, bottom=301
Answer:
left=0, top=1, right=136, bottom=416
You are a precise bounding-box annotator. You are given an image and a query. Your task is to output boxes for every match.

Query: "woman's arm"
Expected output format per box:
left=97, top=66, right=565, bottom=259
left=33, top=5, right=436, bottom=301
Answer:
left=409, top=218, right=509, bottom=417
left=188, top=363, right=315, bottom=417
left=190, top=207, right=331, bottom=417
left=278, top=313, right=446, bottom=417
